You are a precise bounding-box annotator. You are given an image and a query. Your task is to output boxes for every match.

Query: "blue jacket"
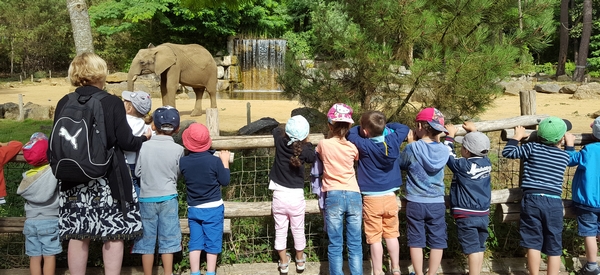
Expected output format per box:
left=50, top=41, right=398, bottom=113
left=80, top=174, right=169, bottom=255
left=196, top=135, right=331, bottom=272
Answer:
left=348, top=123, right=410, bottom=193
left=399, top=139, right=449, bottom=203
left=567, top=142, right=600, bottom=209
left=180, top=151, right=230, bottom=207
left=445, top=140, right=492, bottom=216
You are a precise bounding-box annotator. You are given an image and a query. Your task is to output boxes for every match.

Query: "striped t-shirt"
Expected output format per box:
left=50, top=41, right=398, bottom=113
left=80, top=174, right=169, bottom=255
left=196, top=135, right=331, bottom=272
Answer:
left=502, top=139, right=569, bottom=196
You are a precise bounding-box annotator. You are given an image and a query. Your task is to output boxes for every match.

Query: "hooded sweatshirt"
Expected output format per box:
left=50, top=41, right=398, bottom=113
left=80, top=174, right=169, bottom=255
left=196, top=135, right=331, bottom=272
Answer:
left=347, top=122, right=410, bottom=193
left=17, top=165, right=59, bottom=219
left=400, top=139, right=449, bottom=203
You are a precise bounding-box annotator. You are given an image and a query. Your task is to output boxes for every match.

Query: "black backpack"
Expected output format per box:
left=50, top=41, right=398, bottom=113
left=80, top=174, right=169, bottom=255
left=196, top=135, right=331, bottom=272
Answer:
left=49, top=91, right=114, bottom=188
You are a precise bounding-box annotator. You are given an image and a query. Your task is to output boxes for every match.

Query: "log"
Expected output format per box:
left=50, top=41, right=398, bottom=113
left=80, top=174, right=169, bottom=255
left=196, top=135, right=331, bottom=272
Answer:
left=501, top=130, right=597, bottom=145
left=211, top=133, right=324, bottom=150
left=452, top=115, right=548, bottom=136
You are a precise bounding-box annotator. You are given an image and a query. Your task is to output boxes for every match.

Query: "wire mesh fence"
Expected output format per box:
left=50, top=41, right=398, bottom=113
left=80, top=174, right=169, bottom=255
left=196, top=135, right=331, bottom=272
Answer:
left=0, top=130, right=584, bottom=269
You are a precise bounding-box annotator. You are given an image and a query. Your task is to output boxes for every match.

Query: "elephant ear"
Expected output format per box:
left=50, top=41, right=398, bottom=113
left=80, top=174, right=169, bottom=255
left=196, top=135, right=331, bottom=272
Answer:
left=153, top=49, right=176, bottom=76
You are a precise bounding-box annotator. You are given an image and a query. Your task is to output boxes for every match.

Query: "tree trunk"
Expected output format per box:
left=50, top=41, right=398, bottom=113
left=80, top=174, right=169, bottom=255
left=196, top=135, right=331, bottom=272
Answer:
left=518, top=0, right=523, bottom=31
left=66, top=0, right=94, bottom=55
left=573, top=0, right=592, bottom=82
left=556, top=0, right=570, bottom=77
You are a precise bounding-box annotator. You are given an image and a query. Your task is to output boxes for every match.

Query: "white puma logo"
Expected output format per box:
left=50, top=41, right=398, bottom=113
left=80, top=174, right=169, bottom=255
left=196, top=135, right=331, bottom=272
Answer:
left=59, top=127, right=82, bottom=150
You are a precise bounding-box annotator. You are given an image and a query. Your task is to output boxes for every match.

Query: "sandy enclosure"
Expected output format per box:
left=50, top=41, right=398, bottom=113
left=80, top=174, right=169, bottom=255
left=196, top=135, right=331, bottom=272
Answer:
left=0, top=81, right=597, bottom=134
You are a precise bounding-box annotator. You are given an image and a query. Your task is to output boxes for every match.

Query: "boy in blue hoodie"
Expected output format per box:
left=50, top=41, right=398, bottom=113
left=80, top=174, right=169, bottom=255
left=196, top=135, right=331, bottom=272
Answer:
left=399, top=107, right=450, bottom=275
left=444, top=122, right=492, bottom=275
left=347, top=110, right=410, bottom=275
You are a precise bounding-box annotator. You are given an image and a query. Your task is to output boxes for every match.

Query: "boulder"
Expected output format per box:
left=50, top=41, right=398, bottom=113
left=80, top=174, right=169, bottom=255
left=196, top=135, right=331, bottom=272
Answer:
left=291, top=107, right=328, bottom=134
left=590, top=110, right=600, bottom=119
left=572, top=82, right=600, bottom=100
left=556, top=74, right=571, bottom=82
left=498, top=81, right=524, bottom=96
left=0, top=103, right=18, bottom=119
left=559, top=84, right=578, bottom=94
left=534, top=83, right=561, bottom=94
left=23, top=102, right=51, bottom=120
left=238, top=117, right=279, bottom=135
left=105, top=82, right=129, bottom=97
left=105, top=72, right=128, bottom=83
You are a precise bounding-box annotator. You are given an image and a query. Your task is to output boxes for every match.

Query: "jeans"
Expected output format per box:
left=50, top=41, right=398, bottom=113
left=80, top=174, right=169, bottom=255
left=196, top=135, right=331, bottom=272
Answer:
left=325, top=190, right=363, bottom=275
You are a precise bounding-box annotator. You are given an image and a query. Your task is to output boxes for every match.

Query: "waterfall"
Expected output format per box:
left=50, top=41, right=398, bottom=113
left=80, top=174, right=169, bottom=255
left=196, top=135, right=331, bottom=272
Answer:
left=233, top=39, right=286, bottom=92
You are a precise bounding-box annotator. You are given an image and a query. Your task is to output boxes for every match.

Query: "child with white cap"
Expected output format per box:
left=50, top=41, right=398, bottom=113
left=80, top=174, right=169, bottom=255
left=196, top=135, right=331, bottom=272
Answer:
left=268, top=115, right=316, bottom=273
left=17, top=132, right=61, bottom=275
left=565, top=117, right=600, bottom=275
left=444, top=122, right=492, bottom=275
left=122, top=90, right=152, bottom=195
left=180, top=123, right=231, bottom=275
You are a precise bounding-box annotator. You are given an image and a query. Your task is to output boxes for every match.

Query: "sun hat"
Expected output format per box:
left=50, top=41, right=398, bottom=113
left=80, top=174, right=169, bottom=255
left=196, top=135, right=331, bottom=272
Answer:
left=182, top=123, right=212, bottom=153
left=415, top=107, right=447, bottom=132
left=327, top=103, right=354, bottom=124
left=460, top=132, right=490, bottom=156
left=22, top=132, right=49, bottom=166
left=591, top=117, right=600, bottom=140
left=285, top=115, right=310, bottom=145
left=537, top=116, right=571, bottom=144
left=153, top=105, right=180, bottom=132
left=122, top=91, right=152, bottom=115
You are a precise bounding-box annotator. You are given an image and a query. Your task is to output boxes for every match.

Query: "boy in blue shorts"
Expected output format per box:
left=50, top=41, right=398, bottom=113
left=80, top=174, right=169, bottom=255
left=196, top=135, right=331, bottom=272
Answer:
left=502, top=116, right=571, bottom=275
left=133, top=106, right=184, bottom=275
left=347, top=110, right=410, bottom=275
left=399, top=107, right=450, bottom=275
left=445, top=122, right=492, bottom=275
left=180, top=123, right=231, bottom=275
left=565, top=117, right=600, bottom=275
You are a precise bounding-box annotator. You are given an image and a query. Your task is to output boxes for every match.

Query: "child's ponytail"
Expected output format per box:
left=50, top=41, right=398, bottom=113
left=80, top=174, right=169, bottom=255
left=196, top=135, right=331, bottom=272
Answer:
left=290, top=141, right=304, bottom=167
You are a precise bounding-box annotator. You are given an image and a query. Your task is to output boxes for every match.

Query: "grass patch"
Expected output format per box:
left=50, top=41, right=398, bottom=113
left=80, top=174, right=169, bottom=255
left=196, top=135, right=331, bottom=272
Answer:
left=0, top=119, right=53, bottom=142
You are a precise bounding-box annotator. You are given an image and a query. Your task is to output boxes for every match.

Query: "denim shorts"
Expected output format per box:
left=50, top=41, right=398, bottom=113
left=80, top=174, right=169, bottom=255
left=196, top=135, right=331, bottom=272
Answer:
left=519, top=194, right=563, bottom=256
left=23, top=219, right=62, bottom=257
left=406, top=201, right=447, bottom=249
left=576, top=206, right=600, bottom=237
left=456, top=216, right=489, bottom=254
left=188, top=205, right=224, bottom=254
left=132, top=198, right=182, bottom=254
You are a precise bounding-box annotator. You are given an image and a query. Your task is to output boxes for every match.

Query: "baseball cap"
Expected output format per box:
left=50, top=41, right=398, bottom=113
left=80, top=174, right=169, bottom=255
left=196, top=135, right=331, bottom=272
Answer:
left=22, top=132, right=49, bottom=166
left=416, top=107, right=447, bottom=132
left=327, top=103, right=354, bottom=124
left=153, top=106, right=180, bottom=132
left=537, top=116, right=571, bottom=144
left=460, top=132, right=490, bottom=156
left=285, top=115, right=310, bottom=145
left=591, top=117, right=600, bottom=139
left=122, top=91, right=152, bottom=115
left=182, top=123, right=212, bottom=152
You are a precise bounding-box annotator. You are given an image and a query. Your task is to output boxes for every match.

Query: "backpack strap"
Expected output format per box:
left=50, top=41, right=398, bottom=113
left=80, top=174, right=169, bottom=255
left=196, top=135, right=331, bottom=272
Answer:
left=111, top=146, right=129, bottom=215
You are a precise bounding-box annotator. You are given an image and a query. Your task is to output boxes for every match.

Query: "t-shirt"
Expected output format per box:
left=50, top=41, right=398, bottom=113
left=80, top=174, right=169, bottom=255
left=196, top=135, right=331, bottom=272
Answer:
left=315, top=137, right=360, bottom=193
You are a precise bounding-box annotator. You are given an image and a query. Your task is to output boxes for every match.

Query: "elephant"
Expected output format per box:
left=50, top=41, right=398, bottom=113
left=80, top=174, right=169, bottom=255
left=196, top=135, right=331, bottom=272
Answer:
left=127, top=43, right=218, bottom=116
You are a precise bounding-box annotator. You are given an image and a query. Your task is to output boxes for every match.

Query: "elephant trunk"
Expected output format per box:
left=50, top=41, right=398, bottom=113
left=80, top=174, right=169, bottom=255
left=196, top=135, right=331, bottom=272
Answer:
left=127, top=71, right=138, bottom=92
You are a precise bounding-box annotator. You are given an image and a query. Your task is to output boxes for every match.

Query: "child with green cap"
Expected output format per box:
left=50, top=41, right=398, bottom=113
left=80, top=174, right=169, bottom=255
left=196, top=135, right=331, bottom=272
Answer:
left=502, top=116, right=572, bottom=275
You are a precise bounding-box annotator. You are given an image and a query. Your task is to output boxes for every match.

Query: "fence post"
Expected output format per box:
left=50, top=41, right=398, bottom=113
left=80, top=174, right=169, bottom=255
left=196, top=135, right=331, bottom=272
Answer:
left=246, top=102, right=251, bottom=125
left=18, top=94, right=24, bottom=121
left=206, top=108, right=219, bottom=137
left=518, top=90, right=537, bottom=187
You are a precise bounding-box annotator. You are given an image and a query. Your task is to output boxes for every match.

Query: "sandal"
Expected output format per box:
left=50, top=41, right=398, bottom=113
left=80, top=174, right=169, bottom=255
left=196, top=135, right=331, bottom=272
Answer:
left=296, top=252, right=307, bottom=271
left=279, top=252, right=291, bottom=273
left=392, top=269, right=401, bottom=275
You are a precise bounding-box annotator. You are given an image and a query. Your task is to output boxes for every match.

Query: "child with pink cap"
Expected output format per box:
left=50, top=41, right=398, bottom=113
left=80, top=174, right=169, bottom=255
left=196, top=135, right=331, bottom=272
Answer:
left=316, top=103, right=362, bottom=275
left=180, top=123, right=231, bottom=275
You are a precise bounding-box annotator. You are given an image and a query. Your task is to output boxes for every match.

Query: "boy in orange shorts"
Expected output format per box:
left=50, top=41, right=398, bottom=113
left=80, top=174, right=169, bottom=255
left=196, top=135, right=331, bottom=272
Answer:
left=347, top=110, right=410, bottom=275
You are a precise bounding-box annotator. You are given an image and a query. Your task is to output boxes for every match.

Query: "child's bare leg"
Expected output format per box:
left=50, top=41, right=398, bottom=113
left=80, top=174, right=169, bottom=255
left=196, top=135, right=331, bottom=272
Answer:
left=189, top=250, right=201, bottom=273
left=526, top=249, right=541, bottom=275
left=43, top=255, right=56, bottom=275
left=410, top=247, right=424, bottom=275
left=295, top=250, right=305, bottom=268
left=467, top=252, right=484, bottom=275
left=370, top=242, right=384, bottom=275
left=277, top=249, right=289, bottom=266
left=547, top=255, right=561, bottom=275
left=385, top=237, right=400, bottom=274
left=141, top=254, right=154, bottom=275
left=585, top=236, right=599, bottom=264
left=161, top=253, right=173, bottom=275
left=427, top=248, right=443, bottom=275
left=207, top=252, right=218, bottom=273
left=29, top=256, right=42, bottom=275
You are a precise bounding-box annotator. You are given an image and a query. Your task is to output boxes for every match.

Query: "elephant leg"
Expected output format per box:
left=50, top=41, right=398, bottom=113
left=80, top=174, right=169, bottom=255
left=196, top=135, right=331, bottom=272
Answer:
left=161, top=77, right=177, bottom=108
left=207, top=78, right=218, bottom=109
left=190, top=87, right=205, bottom=117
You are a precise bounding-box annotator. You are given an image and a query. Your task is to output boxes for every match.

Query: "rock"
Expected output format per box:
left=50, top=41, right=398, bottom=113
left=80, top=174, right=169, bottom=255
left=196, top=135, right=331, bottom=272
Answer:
left=590, top=110, right=600, bottom=119
left=217, top=80, right=230, bottom=92
left=104, top=82, right=129, bottom=97
left=0, top=102, right=19, bottom=119
left=534, top=83, right=561, bottom=94
left=23, top=102, right=51, bottom=120
left=556, top=74, right=571, bottom=82
left=238, top=117, right=279, bottom=135
left=291, top=107, right=328, bottom=135
left=498, top=81, right=524, bottom=96
left=217, top=66, right=225, bottom=79
left=172, top=120, right=196, bottom=146
left=410, top=87, right=434, bottom=102
left=105, top=72, right=128, bottom=83
left=559, top=84, right=578, bottom=94
left=572, top=82, right=600, bottom=100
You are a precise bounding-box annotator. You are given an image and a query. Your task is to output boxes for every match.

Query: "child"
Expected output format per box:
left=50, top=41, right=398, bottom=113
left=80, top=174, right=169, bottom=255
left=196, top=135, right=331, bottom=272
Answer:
left=122, top=90, right=152, bottom=195
left=399, top=107, right=450, bottom=275
left=17, top=133, right=61, bottom=275
left=565, top=117, right=600, bottom=275
left=269, top=115, right=316, bottom=273
left=316, top=103, right=362, bottom=275
left=347, top=110, right=410, bottom=275
left=133, top=106, right=184, bottom=275
left=502, top=116, right=571, bottom=275
left=180, top=123, right=231, bottom=275
left=0, top=139, right=23, bottom=204
left=444, top=122, right=492, bottom=275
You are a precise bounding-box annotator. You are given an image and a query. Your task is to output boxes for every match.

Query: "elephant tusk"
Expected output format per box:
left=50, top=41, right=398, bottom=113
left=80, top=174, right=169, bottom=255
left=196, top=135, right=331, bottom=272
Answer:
left=132, top=75, right=138, bottom=82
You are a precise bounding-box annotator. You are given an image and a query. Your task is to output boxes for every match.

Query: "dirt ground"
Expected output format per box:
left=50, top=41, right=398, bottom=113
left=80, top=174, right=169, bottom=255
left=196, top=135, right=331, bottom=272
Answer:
left=0, top=80, right=597, bottom=134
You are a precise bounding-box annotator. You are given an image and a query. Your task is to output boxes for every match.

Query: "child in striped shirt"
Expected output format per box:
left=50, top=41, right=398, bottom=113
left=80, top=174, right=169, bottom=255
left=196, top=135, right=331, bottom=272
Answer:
left=502, top=116, right=571, bottom=275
